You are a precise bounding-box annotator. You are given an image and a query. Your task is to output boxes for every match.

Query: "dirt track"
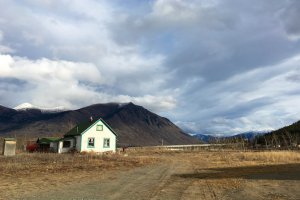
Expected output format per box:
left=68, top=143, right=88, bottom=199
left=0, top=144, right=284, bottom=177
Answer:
left=20, top=151, right=300, bottom=200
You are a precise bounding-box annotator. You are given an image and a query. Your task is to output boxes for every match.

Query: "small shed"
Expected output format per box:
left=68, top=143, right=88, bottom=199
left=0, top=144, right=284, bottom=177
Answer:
left=37, top=137, right=61, bottom=152
left=3, top=138, right=16, bottom=156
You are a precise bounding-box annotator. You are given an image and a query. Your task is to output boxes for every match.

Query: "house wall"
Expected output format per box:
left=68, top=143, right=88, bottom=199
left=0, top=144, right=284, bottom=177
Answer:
left=80, top=120, right=116, bottom=153
left=50, top=142, right=58, bottom=153
left=58, top=138, right=75, bottom=153
left=75, top=136, right=81, bottom=151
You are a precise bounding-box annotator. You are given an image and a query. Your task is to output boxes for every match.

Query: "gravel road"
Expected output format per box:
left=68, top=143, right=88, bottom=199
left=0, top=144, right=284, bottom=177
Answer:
left=21, top=152, right=300, bottom=200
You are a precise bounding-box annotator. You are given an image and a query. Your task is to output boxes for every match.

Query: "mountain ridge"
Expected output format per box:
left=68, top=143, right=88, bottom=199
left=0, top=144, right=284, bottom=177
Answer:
left=255, top=120, right=300, bottom=146
left=0, top=102, right=199, bottom=146
left=193, top=131, right=267, bottom=143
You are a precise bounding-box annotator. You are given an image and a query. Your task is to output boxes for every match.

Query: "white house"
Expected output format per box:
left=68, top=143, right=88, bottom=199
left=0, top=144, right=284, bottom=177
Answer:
left=58, top=118, right=117, bottom=153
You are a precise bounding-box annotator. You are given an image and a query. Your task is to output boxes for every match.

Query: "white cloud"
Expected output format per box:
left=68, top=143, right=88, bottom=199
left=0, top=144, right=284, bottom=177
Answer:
left=150, top=0, right=231, bottom=29
left=173, top=54, right=300, bottom=135
left=0, top=54, right=103, bottom=84
left=152, top=0, right=198, bottom=22
left=0, top=1, right=174, bottom=112
left=0, top=0, right=300, bottom=135
left=0, top=54, right=175, bottom=112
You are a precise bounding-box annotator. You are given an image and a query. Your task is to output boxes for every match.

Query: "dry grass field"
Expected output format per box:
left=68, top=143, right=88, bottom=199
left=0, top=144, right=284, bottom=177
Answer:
left=0, top=152, right=156, bottom=199
left=0, top=150, right=300, bottom=200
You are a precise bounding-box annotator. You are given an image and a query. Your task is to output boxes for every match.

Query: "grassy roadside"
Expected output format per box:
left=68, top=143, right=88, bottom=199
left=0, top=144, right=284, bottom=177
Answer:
left=1, top=150, right=299, bottom=175
left=0, top=152, right=157, bottom=176
left=0, top=150, right=299, bottom=200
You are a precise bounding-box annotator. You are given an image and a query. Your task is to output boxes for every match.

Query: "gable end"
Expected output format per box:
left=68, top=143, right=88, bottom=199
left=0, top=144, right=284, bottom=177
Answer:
left=64, top=118, right=118, bottom=138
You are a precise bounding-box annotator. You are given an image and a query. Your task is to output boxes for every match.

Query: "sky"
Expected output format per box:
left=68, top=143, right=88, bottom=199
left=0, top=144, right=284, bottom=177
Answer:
left=0, top=0, right=300, bottom=136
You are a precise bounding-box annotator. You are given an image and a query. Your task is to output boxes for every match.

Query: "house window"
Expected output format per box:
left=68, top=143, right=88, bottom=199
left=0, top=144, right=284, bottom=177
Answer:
left=103, top=138, right=110, bottom=148
left=88, top=137, right=95, bottom=148
left=63, top=141, right=71, bottom=148
left=96, top=125, right=103, bottom=131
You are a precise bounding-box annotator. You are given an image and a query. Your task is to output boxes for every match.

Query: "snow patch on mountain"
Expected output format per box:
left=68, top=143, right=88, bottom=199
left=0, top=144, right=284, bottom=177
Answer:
left=118, top=102, right=130, bottom=108
left=14, top=103, right=35, bottom=110
left=14, top=103, right=66, bottom=113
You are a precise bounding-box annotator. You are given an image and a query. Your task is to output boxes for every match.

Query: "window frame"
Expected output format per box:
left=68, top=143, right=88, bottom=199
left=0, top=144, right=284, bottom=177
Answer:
left=87, top=137, right=95, bottom=148
left=103, top=138, right=110, bottom=148
left=96, top=124, right=103, bottom=131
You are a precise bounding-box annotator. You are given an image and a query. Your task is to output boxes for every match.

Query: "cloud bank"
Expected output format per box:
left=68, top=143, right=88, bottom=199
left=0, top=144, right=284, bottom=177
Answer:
left=0, top=54, right=175, bottom=112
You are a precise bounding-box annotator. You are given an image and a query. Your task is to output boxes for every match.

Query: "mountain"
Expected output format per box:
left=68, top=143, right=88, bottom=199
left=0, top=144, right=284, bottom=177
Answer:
left=255, top=120, right=300, bottom=146
left=193, top=133, right=216, bottom=143
left=229, top=131, right=266, bottom=141
left=0, top=103, right=199, bottom=147
left=193, top=131, right=266, bottom=143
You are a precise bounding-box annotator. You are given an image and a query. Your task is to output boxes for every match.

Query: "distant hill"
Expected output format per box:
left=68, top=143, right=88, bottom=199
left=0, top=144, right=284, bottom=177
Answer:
left=193, top=131, right=266, bottom=143
left=255, top=121, right=300, bottom=146
left=229, top=131, right=266, bottom=140
left=193, top=133, right=216, bottom=143
left=0, top=103, right=199, bottom=147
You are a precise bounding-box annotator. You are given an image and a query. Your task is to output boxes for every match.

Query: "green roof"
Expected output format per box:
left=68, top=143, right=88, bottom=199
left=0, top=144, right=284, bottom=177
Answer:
left=64, top=121, right=95, bottom=137
left=64, top=119, right=117, bottom=137
left=37, top=137, right=61, bottom=144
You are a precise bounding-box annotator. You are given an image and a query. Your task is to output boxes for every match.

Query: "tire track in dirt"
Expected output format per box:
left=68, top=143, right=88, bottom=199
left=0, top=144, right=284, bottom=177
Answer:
left=21, top=152, right=300, bottom=200
left=148, top=156, right=203, bottom=200
left=24, top=163, right=175, bottom=200
left=23, top=156, right=196, bottom=200
left=205, top=180, right=218, bottom=200
left=107, top=164, right=172, bottom=200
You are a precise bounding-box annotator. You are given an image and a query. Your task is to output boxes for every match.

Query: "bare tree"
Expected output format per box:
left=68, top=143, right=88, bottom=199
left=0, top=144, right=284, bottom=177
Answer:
left=264, top=136, right=269, bottom=150
left=282, top=131, right=290, bottom=150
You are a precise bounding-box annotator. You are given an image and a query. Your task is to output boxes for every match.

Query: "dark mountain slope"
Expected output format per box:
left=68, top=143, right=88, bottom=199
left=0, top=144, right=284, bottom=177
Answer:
left=104, top=103, right=198, bottom=146
left=193, top=131, right=266, bottom=144
left=255, top=121, right=300, bottom=146
left=0, top=103, right=199, bottom=146
left=193, top=133, right=216, bottom=143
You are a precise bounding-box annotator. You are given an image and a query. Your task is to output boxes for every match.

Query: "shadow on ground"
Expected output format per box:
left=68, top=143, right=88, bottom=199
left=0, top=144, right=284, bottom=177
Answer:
left=175, top=163, right=300, bottom=181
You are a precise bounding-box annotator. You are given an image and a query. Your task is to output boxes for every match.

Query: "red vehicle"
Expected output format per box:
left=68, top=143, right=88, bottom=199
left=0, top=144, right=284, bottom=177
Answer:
left=26, top=143, right=38, bottom=152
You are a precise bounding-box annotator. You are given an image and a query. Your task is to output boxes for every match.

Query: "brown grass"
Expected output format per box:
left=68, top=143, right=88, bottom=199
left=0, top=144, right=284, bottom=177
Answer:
left=235, top=151, right=300, bottom=163
left=128, top=148, right=300, bottom=165
left=211, top=151, right=300, bottom=167
left=0, top=152, right=156, bottom=176
left=1, top=150, right=300, bottom=199
left=0, top=152, right=157, bottom=200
